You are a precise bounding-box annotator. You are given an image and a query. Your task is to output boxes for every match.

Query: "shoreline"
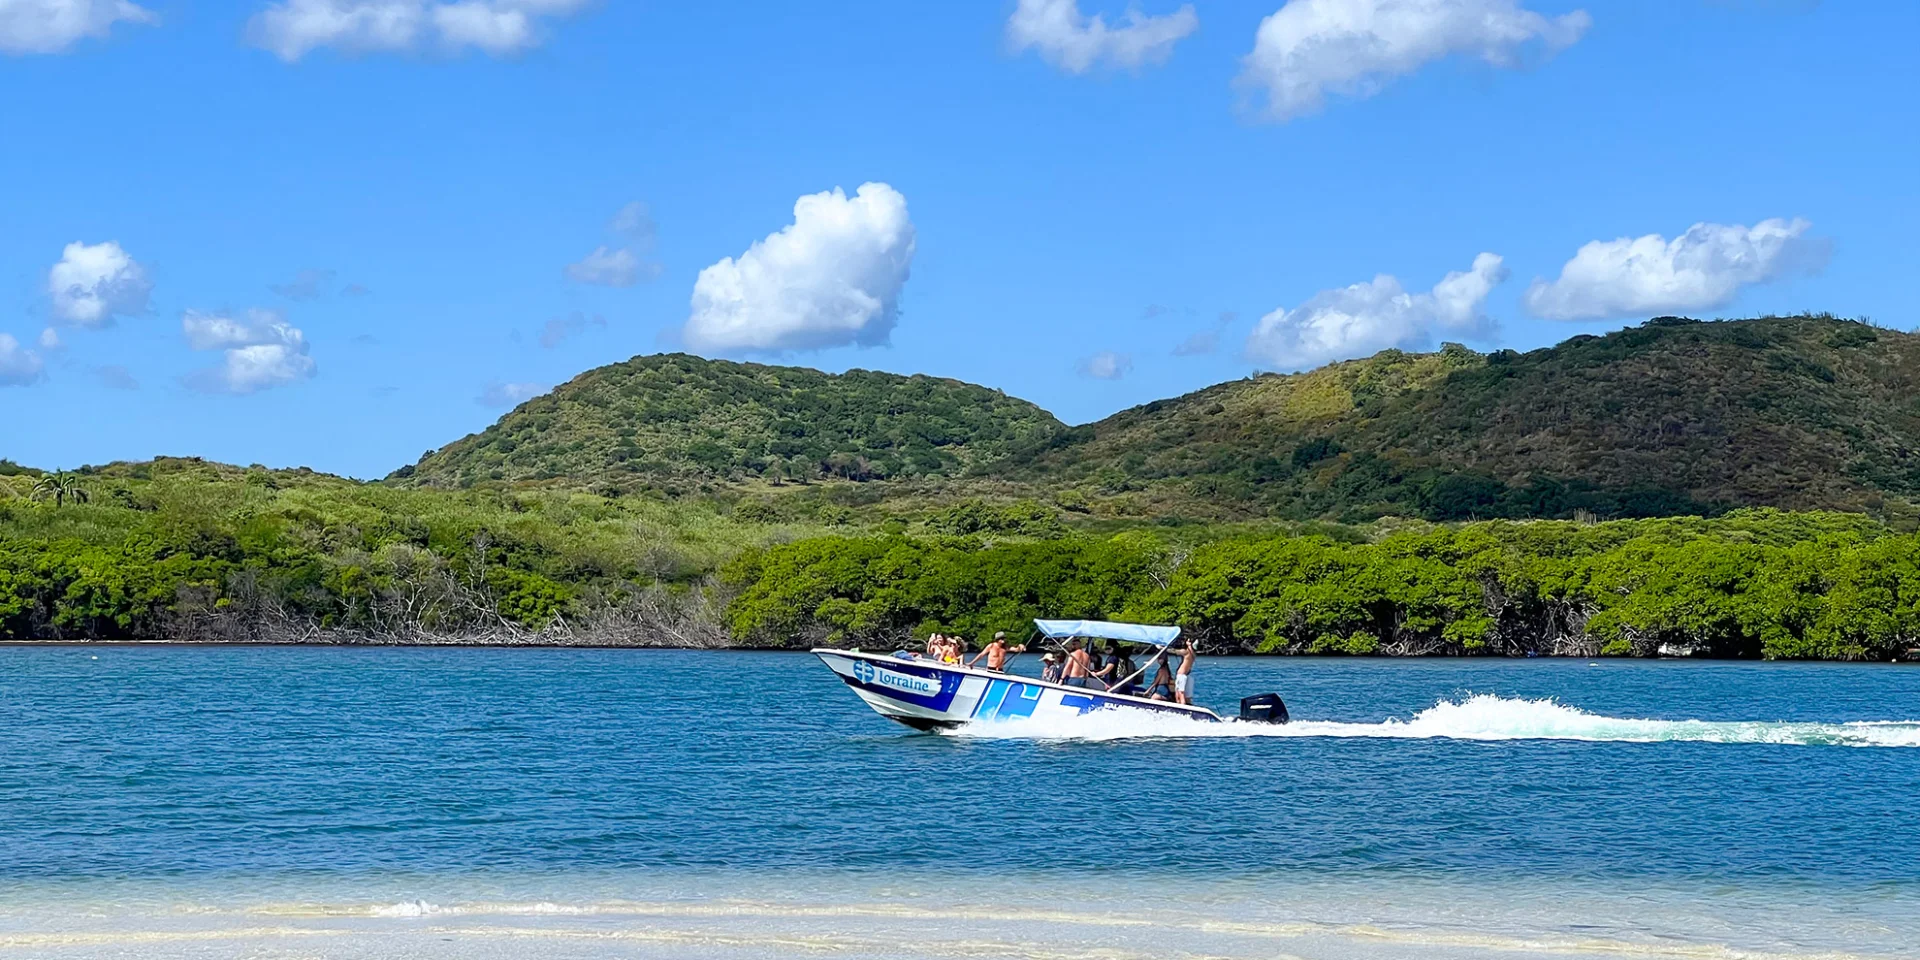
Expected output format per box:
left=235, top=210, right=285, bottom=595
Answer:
left=1, top=638, right=1910, bottom=663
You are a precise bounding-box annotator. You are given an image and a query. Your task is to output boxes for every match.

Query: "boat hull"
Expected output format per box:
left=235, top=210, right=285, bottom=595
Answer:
left=812, top=649, right=1220, bottom=729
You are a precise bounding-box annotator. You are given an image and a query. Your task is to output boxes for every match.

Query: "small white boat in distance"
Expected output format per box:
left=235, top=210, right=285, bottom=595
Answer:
left=813, top=619, right=1288, bottom=731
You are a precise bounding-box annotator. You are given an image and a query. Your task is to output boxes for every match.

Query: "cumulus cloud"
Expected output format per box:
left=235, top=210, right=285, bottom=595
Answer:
left=37, top=327, right=61, bottom=350
left=1078, top=350, right=1134, bottom=380
left=1523, top=218, right=1825, bottom=321
left=683, top=182, right=916, bottom=354
left=1007, top=0, right=1198, bottom=73
left=477, top=380, right=547, bottom=407
left=0, top=334, right=44, bottom=387
left=181, top=308, right=317, bottom=394
left=538, top=311, right=605, bottom=348
left=0, top=0, right=156, bottom=55
left=1238, top=0, right=1590, bottom=122
left=49, top=240, right=152, bottom=328
left=1247, top=252, right=1506, bottom=369
left=245, top=0, right=590, bottom=62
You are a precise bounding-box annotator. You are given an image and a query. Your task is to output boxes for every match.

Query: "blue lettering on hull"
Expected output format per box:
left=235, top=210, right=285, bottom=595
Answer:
left=973, top=679, right=1042, bottom=721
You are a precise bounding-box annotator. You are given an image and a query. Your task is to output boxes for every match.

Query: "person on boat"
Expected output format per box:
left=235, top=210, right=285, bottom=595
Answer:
left=1108, top=645, right=1140, bottom=695
left=1062, top=639, right=1116, bottom=689
left=1091, top=644, right=1118, bottom=689
left=966, top=631, right=1024, bottom=672
left=1146, top=656, right=1175, bottom=701
left=945, top=636, right=966, bottom=665
left=1060, top=639, right=1093, bottom=687
left=1040, top=652, right=1062, bottom=683
left=940, top=634, right=959, bottom=664
left=1173, top=639, right=1197, bottom=705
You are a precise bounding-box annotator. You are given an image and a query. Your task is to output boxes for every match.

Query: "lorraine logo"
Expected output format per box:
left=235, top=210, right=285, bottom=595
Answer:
left=848, top=659, right=940, bottom=697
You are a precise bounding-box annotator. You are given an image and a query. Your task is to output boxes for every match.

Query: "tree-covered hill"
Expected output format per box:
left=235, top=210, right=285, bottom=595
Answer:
left=1013, top=315, right=1920, bottom=522
left=394, top=353, right=1065, bottom=488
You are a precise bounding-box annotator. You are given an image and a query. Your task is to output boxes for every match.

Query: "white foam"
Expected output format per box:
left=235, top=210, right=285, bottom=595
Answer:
left=943, top=694, right=1920, bottom=747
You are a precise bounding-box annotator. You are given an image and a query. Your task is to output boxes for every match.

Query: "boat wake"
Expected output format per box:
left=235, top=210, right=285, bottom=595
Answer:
left=943, top=694, right=1920, bottom=747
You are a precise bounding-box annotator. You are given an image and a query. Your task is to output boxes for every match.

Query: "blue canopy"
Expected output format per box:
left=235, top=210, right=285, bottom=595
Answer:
left=1033, top=619, right=1181, bottom=647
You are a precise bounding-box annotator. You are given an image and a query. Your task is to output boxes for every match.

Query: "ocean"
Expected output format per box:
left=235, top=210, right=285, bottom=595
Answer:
left=1, top=646, right=1915, bottom=959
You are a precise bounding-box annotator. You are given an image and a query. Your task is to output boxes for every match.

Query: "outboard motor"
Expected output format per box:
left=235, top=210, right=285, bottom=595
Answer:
left=1239, top=693, right=1289, bottom=724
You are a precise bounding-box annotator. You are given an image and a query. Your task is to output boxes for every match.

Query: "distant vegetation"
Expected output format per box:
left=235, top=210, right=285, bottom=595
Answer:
left=1015, top=315, right=1920, bottom=523
left=726, top=511, right=1917, bottom=660
left=8, top=315, right=1920, bottom=660
left=396, top=353, right=1064, bottom=489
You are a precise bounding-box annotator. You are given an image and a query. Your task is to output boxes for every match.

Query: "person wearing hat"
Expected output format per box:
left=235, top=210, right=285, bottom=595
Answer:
left=1040, top=652, right=1063, bottom=683
left=967, top=631, right=1025, bottom=672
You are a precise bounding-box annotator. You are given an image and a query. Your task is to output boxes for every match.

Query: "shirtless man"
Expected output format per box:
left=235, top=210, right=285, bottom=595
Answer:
left=966, top=631, right=1025, bottom=672
left=1060, top=639, right=1116, bottom=689
left=1173, top=639, right=1197, bottom=705
left=1060, top=639, right=1093, bottom=687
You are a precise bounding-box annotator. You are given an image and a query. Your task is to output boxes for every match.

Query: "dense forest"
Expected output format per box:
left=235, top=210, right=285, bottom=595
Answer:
left=7, top=315, right=1920, bottom=660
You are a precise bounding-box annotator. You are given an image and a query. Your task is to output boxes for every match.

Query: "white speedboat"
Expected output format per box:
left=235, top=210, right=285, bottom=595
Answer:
left=813, top=619, right=1288, bottom=731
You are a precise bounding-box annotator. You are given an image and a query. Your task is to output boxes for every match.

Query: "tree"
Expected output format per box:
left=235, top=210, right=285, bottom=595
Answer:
left=30, top=473, right=89, bottom=507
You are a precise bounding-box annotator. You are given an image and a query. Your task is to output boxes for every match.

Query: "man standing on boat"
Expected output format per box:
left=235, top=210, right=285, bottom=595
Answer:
left=1060, top=639, right=1093, bottom=687
left=966, top=631, right=1024, bottom=672
left=1060, top=639, right=1116, bottom=689
left=1173, top=639, right=1197, bottom=705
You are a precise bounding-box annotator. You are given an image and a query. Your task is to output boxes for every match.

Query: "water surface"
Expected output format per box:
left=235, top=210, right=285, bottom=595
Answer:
left=1, top=647, right=1915, bottom=959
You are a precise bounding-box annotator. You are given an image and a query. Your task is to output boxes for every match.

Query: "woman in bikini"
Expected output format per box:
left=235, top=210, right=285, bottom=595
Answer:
left=1147, top=656, right=1175, bottom=701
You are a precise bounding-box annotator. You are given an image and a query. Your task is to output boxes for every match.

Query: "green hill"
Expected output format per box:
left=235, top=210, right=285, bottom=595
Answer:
left=395, top=316, right=1920, bottom=523
left=1015, top=315, right=1920, bottom=521
left=395, top=353, right=1065, bottom=488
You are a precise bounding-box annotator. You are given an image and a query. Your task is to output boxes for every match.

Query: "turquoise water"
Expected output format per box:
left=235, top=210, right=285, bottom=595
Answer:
left=2, top=647, right=1916, bottom=959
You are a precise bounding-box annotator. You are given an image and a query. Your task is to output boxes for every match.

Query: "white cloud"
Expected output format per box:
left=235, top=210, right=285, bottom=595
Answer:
left=683, top=182, right=916, bottom=354
left=478, top=380, right=547, bottom=407
left=1078, top=350, right=1133, bottom=380
left=245, top=0, right=589, bottom=62
left=49, top=240, right=152, bottom=328
left=37, top=327, right=60, bottom=350
left=1238, top=0, right=1590, bottom=122
left=565, top=201, right=661, bottom=287
left=181, top=308, right=316, bottom=394
left=0, top=0, right=156, bottom=55
left=1523, top=218, right=1824, bottom=321
left=1247, top=252, right=1506, bottom=369
left=1007, top=0, right=1198, bottom=74
left=565, top=246, right=657, bottom=287
left=0, top=334, right=44, bottom=387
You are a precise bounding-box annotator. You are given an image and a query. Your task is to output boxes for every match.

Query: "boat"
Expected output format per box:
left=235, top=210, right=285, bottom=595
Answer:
left=812, top=618, right=1288, bottom=731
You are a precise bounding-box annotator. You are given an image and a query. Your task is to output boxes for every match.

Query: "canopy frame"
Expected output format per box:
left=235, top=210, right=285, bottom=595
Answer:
left=1031, top=619, right=1181, bottom=647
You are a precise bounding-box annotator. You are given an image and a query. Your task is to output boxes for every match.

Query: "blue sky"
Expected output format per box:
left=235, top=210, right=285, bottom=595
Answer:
left=3, top=0, right=1915, bottom=478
